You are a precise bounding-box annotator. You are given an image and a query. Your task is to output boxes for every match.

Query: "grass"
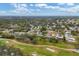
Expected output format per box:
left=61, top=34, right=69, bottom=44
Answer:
left=57, top=50, right=79, bottom=56
left=14, top=44, right=55, bottom=56
left=14, top=43, right=79, bottom=56
left=0, top=39, right=6, bottom=46
left=0, top=38, right=79, bottom=56
left=31, top=36, right=76, bottom=49
left=52, top=42, right=75, bottom=49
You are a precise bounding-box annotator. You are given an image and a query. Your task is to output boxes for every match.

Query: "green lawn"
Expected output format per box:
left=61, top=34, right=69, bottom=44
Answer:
left=0, top=39, right=6, bottom=46
left=52, top=42, right=75, bottom=49
left=0, top=38, right=79, bottom=56
left=14, top=44, right=55, bottom=56
left=14, top=42, right=79, bottom=56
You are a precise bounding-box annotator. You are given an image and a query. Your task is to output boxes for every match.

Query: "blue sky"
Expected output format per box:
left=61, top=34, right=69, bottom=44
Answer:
left=0, top=3, right=79, bottom=16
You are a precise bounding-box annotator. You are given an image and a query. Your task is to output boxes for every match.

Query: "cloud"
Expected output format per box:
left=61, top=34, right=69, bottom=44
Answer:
left=0, top=11, right=7, bottom=15
left=0, top=3, right=33, bottom=16
left=60, top=5, right=79, bottom=13
left=67, top=3, right=75, bottom=6
left=35, top=3, right=47, bottom=7
left=10, top=3, right=32, bottom=15
left=0, top=3, right=79, bottom=16
left=45, top=6, right=61, bottom=10
left=11, top=4, right=27, bottom=8
left=34, top=3, right=62, bottom=10
left=20, top=4, right=27, bottom=7
left=10, top=3, right=78, bottom=15
left=57, top=3, right=65, bottom=5
left=34, top=3, right=79, bottom=14
left=30, top=3, right=75, bottom=14
left=58, top=3, right=75, bottom=6
left=10, top=3, right=79, bottom=16
left=30, top=4, right=34, bottom=6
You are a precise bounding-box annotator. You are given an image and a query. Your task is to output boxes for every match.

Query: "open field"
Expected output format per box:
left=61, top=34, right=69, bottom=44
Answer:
left=0, top=38, right=79, bottom=56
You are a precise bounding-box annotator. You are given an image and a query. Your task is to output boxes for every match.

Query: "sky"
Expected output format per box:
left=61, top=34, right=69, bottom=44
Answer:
left=0, top=3, right=79, bottom=16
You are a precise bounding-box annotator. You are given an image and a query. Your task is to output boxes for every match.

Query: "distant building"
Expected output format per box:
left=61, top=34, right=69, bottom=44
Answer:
left=55, top=32, right=63, bottom=40
left=13, top=32, right=26, bottom=38
left=46, top=30, right=56, bottom=37
left=65, top=31, right=76, bottom=42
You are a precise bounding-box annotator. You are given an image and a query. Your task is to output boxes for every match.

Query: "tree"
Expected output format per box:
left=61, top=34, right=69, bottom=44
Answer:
left=40, top=26, right=47, bottom=31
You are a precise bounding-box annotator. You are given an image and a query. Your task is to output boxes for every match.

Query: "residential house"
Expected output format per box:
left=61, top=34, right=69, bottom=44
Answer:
left=55, top=32, right=63, bottom=40
left=46, top=30, right=56, bottom=37
left=65, top=31, right=76, bottom=42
